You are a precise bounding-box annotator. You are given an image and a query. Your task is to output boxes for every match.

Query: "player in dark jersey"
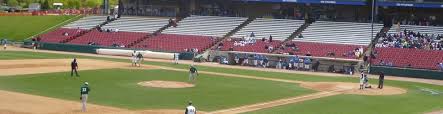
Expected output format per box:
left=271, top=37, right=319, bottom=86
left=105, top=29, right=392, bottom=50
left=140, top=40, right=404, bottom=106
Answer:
left=378, top=72, right=385, bottom=89
left=71, top=58, right=79, bottom=77
left=80, top=82, right=90, bottom=112
left=189, top=65, right=198, bottom=83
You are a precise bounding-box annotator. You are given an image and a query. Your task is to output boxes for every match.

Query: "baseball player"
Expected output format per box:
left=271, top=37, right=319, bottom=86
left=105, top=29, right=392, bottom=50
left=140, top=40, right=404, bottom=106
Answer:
left=131, top=51, right=137, bottom=67
left=189, top=65, right=198, bottom=83
left=71, top=58, right=79, bottom=77
left=185, top=101, right=196, bottom=114
left=359, top=71, right=365, bottom=90
left=136, top=52, right=143, bottom=67
left=174, top=53, right=179, bottom=64
left=80, top=82, right=90, bottom=112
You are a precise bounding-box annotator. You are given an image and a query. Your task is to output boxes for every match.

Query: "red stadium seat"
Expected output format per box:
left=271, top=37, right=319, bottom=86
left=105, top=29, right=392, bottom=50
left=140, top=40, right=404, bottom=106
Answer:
left=372, top=48, right=443, bottom=70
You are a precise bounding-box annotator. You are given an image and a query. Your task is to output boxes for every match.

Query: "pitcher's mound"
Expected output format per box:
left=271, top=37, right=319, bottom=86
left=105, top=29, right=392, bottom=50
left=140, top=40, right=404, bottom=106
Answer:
left=138, top=80, right=194, bottom=88
left=301, top=82, right=406, bottom=95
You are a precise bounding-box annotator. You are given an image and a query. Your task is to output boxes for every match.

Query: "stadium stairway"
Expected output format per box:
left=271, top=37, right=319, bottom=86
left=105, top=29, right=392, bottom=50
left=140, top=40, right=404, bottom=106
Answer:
left=361, top=26, right=392, bottom=72
left=284, top=21, right=310, bottom=42
left=198, top=17, right=257, bottom=60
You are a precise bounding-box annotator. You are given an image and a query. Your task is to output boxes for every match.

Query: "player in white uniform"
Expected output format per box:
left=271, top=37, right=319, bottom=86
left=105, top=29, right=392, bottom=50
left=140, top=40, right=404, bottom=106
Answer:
left=185, top=101, right=196, bottom=114
left=174, top=53, right=179, bottom=64
left=359, top=71, right=365, bottom=90
left=131, top=51, right=137, bottom=66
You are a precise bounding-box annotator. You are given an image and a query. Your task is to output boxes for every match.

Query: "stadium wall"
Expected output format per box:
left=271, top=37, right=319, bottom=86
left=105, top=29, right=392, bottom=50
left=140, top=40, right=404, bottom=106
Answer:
left=370, top=66, right=443, bottom=80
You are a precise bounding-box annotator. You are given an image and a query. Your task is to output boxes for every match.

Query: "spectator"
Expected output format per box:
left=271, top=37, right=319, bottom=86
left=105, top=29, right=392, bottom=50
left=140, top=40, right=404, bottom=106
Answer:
left=305, top=52, right=312, bottom=56
left=439, top=63, right=443, bottom=71
left=379, top=60, right=385, bottom=66
left=269, top=35, right=273, bottom=42
left=250, top=32, right=255, bottom=37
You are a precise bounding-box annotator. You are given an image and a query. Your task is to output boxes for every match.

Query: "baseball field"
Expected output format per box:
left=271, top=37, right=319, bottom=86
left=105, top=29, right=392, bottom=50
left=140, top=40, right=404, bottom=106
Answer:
left=0, top=48, right=442, bottom=114
left=0, top=15, right=80, bottom=41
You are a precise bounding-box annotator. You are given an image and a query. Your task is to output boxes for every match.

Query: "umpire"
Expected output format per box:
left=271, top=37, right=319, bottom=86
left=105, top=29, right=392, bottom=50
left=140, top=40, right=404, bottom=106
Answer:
left=80, top=82, right=90, bottom=112
left=378, top=72, right=385, bottom=89
left=71, top=58, right=79, bottom=77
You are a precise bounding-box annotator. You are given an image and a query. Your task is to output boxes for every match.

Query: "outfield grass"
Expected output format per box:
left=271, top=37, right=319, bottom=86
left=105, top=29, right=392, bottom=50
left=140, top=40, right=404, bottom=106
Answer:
left=246, top=79, right=443, bottom=114
left=0, top=69, right=313, bottom=111
left=1, top=50, right=442, bottom=113
left=0, top=15, right=79, bottom=41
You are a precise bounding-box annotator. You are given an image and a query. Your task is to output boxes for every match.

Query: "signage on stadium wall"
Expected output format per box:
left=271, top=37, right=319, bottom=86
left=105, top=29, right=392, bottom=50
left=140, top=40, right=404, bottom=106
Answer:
left=237, top=0, right=366, bottom=5
left=376, top=2, right=443, bottom=8
left=236, top=0, right=443, bottom=8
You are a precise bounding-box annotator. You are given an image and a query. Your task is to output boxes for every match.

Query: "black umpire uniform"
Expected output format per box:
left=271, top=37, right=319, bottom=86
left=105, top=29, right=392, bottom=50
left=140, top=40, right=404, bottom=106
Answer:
left=71, top=58, right=79, bottom=77
left=378, top=72, right=384, bottom=89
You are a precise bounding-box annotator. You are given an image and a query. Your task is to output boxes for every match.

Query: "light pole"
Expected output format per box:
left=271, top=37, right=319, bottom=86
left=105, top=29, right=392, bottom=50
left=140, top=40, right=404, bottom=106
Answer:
left=371, top=0, right=376, bottom=41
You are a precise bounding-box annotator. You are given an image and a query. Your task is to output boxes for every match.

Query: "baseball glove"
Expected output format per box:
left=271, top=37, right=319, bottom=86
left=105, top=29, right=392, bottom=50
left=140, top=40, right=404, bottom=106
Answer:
left=80, top=97, right=82, bottom=100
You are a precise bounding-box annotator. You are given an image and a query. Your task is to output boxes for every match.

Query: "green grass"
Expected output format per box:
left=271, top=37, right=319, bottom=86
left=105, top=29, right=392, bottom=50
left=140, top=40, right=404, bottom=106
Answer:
left=1, top=50, right=442, bottom=113
left=0, top=51, right=75, bottom=59
left=0, top=69, right=313, bottom=111
left=247, top=81, right=443, bottom=114
left=0, top=15, right=79, bottom=41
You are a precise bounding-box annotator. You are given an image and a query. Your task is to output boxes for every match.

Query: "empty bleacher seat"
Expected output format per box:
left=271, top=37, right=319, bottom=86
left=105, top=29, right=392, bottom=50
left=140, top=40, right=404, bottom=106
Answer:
left=63, top=16, right=107, bottom=29
left=372, top=48, right=443, bottom=70
left=39, top=28, right=86, bottom=43
left=162, top=15, right=247, bottom=37
left=232, top=18, right=304, bottom=40
left=133, top=34, right=216, bottom=53
left=294, top=21, right=383, bottom=45
left=282, top=41, right=364, bottom=59
left=101, top=16, right=169, bottom=33
left=67, top=29, right=147, bottom=47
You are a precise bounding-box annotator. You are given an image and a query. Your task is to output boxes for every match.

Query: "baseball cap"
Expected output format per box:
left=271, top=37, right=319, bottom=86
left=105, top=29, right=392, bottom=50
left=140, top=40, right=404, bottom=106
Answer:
left=84, top=82, right=89, bottom=85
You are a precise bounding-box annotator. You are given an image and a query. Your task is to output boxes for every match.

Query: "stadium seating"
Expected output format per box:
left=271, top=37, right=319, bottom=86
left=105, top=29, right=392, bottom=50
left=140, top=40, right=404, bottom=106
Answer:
left=101, top=16, right=170, bottom=33
left=293, top=21, right=383, bottom=45
left=39, top=28, right=86, bottom=43
left=63, top=16, right=107, bottom=29
left=280, top=41, right=364, bottom=59
left=372, top=48, right=443, bottom=70
left=232, top=18, right=304, bottom=40
left=388, top=24, right=443, bottom=35
left=220, top=39, right=282, bottom=53
left=132, top=34, right=216, bottom=53
left=162, top=15, right=247, bottom=37
left=67, top=29, right=147, bottom=47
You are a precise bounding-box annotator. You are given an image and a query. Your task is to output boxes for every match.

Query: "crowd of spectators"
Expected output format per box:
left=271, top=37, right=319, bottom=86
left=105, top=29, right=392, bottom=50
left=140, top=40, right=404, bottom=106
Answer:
left=376, top=29, right=443, bottom=50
